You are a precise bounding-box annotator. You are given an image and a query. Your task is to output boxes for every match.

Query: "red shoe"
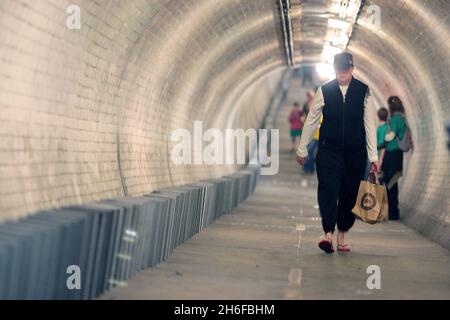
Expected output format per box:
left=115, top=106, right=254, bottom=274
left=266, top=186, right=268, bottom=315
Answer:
left=337, top=244, right=351, bottom=252
left=318, top=238, right=334, bottom=253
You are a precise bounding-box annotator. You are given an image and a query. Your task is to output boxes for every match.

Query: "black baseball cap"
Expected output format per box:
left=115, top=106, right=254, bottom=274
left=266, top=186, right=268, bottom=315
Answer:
left=334, top=52, right=354, bottom=70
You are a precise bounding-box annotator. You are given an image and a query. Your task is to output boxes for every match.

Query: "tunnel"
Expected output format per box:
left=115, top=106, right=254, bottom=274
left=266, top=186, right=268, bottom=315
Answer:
left=0, top=0, right=449, bottom=301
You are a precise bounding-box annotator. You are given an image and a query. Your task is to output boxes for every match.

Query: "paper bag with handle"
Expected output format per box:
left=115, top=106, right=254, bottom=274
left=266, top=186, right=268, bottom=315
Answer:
left=352, top=172, right=388, bottom=224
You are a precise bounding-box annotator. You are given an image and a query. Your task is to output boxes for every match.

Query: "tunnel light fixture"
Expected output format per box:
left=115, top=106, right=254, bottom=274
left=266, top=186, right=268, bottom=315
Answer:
left=340, top=0, right=360, bottom=19
left=279, top=0, right=295, bottom=68
left=330, top=1, right=342, bottom=15
left=328, top=18, right=351, bottom=31
left=279, top=0, right=302, bottom=68
left=330, top=0, right=361, bottom=19
left=332, top=31, right=350, bottom=46
left=319, top=0, right=363, bottom=68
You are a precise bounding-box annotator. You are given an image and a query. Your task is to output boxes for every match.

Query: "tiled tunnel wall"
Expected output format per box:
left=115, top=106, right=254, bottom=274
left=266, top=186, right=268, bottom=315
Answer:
left=0, top=0, right=285, bottom=222
left=0, top=0, right=448, bottom=249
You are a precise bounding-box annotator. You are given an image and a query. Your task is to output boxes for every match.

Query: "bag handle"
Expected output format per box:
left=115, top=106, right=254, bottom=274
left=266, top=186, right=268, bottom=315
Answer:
left=368, top=171, right=380, bottom=185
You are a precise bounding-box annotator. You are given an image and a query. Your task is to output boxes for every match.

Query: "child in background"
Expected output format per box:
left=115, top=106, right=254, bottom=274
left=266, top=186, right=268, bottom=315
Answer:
left=288, top=102, right=303, bottom=153
left=377, top=107, right=389, bottom=170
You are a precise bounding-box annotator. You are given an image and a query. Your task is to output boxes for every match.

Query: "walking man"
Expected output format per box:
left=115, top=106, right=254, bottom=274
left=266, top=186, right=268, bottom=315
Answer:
left=297, top=52, right=379, bottom=253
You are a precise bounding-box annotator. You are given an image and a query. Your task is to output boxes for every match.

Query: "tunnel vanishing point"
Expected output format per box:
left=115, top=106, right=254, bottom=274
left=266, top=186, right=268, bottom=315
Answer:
left=0, top=0, right=449, bottom=300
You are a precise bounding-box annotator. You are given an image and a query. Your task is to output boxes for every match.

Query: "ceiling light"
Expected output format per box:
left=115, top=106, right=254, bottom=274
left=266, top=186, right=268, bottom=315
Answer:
left=322, top=45, right=343, bottom=64
left=328, top=18, right=351, bottom=31
left=330, top=30, right=350, bottom=46
left=316, top=63, right=336, bottom=80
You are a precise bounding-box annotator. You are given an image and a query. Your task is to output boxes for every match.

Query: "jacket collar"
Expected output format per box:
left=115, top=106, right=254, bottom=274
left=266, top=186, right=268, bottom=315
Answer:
left=333, top=76, right=354, bottom=88
left=332, top=76, right=355, bottom=102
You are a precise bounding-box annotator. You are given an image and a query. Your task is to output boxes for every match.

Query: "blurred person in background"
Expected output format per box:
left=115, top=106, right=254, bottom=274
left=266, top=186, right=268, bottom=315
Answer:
left=302, top=90, right=315, bottom=120
left=376, top=107, right=389, bottom=171
left=288, top=102, right=303, bottom=153
left=303, top=91, right=323, bottom=174
left=382, top=96, right=408, bottom=220
left=302, top=65, right=314, bottom=86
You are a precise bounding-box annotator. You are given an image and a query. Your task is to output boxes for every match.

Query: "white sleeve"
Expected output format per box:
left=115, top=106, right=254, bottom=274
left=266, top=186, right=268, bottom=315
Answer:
left=296, top=87, right=324, bottom=158
left=364, top=88, right=379, bottom=163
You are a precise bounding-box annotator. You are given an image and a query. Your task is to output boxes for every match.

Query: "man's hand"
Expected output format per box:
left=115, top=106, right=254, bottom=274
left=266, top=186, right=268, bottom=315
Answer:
left=371, top=161, right=380, bottom=174
left=297, top=155, right=307, bottom=166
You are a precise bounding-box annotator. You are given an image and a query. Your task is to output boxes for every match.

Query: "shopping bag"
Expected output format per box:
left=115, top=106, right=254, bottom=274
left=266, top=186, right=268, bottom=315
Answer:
left=352, top=173, right=388, bottom=224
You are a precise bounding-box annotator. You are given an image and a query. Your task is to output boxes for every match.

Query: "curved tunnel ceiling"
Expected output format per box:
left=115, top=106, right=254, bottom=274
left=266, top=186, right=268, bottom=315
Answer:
left=0, top=0, right=449, bottom=247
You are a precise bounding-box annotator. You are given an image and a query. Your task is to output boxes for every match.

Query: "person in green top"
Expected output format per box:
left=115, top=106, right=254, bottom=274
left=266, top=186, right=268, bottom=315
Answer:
left=382, top=96, right=408, bottom=220
left=376, top=107, right=389, bottom=164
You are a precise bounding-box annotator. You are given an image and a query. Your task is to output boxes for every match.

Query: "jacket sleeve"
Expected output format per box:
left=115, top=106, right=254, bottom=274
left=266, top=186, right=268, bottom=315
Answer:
left=364, top=88, right=379, bottom=163
left=296, top=87, right=324, bottom=158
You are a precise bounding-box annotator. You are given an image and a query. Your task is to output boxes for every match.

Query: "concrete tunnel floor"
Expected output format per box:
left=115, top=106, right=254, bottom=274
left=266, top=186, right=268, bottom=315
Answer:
left=100, top=79, right=450, bottom=300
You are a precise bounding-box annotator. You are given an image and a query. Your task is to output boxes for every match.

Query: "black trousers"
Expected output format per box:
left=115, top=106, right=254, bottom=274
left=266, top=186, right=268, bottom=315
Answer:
left=387, top=183, right=399, bottom=220
left=381, top=149, right=403, bottom=220
left=315, top=140, right=367, bottom=234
